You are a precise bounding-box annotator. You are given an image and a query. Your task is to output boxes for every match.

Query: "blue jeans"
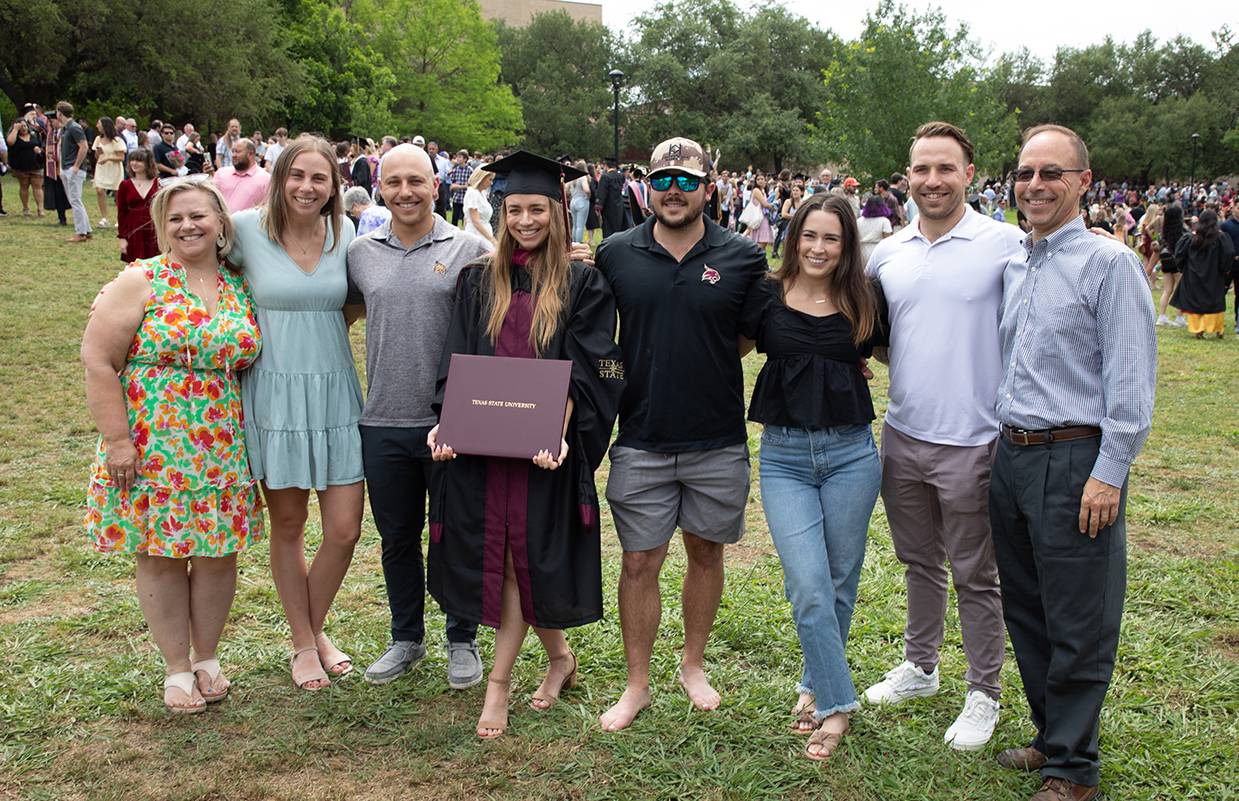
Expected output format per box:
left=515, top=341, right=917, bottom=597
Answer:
left=62, top=166, right=92, bottom=235
left=570, top=195, right=589, bottom=243
left=759, top=424, right=881, bottom=718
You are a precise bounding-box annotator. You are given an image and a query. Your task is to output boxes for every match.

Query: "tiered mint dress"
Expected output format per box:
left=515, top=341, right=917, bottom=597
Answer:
left=229, top=210, right=363, bottom=490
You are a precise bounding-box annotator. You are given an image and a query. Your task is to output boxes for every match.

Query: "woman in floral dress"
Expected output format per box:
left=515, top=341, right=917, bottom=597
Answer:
left=83, top=177, right=263, bottom=714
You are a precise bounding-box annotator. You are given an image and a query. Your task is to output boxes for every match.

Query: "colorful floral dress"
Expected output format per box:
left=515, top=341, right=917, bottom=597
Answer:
left=86, top=256, right=265, bottom=557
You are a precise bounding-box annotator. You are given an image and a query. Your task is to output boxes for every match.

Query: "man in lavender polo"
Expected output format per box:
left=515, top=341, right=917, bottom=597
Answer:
left=213, top=138, right=270, bottom=212
left=864, top=121, right=1024, bottom=751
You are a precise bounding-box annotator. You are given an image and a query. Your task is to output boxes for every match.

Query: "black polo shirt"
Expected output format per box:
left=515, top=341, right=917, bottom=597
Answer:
left=596, top=215, right=768, bottom=452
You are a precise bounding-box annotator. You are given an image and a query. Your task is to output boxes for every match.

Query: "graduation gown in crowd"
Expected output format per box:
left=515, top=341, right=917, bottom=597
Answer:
left=1171, top=234, right=1235, bottom=314
left=597, top=168, right=627, bottom=237
left=428, top=257, right=625, bottom=630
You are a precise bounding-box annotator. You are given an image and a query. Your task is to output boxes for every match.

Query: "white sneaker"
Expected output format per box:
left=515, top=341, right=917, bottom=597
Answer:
left=1156, top=314, right=1170, bottom=326
left=1171, top=317, right=1188, bottom=328
left=944, top=690, right=1000, bottom=751
left=97, top=218, right=110, bottom=228
left=864, top=660, right=940, bottom=705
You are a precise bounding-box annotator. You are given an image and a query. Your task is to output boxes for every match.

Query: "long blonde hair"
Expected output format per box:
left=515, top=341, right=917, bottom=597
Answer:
left=484, top=197, right=571, bottom=356
left=260, top=135, right=343, bottom=252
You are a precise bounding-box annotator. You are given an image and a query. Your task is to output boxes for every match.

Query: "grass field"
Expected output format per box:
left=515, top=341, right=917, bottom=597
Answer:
left=1, top=177, right=1236, bottom=800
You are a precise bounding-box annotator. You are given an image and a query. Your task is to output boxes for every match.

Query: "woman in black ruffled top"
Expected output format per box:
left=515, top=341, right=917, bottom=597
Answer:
left=740, top=192, right=884, bottom=762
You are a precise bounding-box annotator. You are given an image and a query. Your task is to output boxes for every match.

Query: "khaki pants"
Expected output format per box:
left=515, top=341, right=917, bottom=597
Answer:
left=879, top=422, right=1004, bottom=698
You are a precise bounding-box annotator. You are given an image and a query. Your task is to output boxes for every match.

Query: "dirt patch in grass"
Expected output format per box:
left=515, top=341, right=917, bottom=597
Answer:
left=1213, top=631, right=1239, bottom=662
left=1127, top=527, right=1230, bottom=559
left=43, top=719, right=594, bottom=801
left=0, top=594, right=92, bottom=627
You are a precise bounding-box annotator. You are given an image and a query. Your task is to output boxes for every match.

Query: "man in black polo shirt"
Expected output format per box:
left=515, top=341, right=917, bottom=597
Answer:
left=596, top=137, right=767, bottom=732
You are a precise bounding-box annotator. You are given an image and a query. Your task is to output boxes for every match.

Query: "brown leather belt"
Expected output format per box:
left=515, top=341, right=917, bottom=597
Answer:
left=1000, top=424, right=1102, bottom=446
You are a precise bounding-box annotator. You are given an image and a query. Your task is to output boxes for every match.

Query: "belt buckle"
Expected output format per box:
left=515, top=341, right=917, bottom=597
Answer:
left=1010, top=427, right=1033, bottom=446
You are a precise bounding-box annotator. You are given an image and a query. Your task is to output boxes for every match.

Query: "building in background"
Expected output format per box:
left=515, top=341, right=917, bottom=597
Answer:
left=479, top=0, right=602, bottom=26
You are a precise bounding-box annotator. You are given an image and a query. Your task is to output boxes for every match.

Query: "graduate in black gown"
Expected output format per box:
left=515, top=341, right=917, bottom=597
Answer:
left=427, top=151, right=625, bottom=739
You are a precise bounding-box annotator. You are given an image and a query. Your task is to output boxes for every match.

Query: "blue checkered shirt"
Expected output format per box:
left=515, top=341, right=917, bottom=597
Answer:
left=449, top=164, right=472, bottom=205
left=996, top=215, right=1157, bottom=487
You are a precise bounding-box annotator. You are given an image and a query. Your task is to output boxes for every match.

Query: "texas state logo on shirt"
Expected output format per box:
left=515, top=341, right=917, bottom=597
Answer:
left=701, top=265, right=721, bottom=284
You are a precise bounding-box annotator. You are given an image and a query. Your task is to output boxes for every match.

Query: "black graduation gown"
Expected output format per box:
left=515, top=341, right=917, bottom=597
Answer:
left=1171, top=235, right=1234, bottom=314
left=428, top=260, right=625, bottom=629
left=598, top=170, right=626, bottom=237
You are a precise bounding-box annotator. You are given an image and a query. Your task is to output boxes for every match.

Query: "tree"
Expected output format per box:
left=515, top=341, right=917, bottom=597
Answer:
left=280, top=0, right=396, bottom=138
left=496, top=11, right=619, bottom=158
left=622, top=0, right=744, bottom=160
left=621, top=0, right=835, bottom=171
left=355, top=0, right=521, bottom=150
left=986, top=48, right=1048, bottom=125
left=0, top=0, right=301, bottom=130
left=0, top=0, right=71, bottom=110
left=815, top=0, right=1017, bottom=181
left=1041, top=40, right=1127, bottom=133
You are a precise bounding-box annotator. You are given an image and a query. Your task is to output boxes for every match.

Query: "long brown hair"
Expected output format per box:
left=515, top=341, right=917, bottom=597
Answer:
left=485, top=195, right=571, bottom=356
left=260, top=135, right=343, bottom=252
left=776, top=193, right=875, bottom=345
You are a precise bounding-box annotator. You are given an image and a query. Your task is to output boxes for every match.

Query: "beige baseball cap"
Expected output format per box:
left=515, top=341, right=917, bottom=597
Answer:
left=648, top=137, right=708, bottom=178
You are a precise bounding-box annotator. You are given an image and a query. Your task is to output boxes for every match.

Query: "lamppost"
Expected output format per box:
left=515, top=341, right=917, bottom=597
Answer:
left=1189, top=132, right=1200, bottom=201
left=608, top=68, right=624, bottom=167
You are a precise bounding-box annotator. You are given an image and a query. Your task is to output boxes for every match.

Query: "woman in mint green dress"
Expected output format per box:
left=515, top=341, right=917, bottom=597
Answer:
left=228, top=136, right=363, bottom=691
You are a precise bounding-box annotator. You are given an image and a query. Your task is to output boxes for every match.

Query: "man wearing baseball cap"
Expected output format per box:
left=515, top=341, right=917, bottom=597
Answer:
left=595, top=137, right=767, bottom=731
left=842, top=177, right=861, bottom=216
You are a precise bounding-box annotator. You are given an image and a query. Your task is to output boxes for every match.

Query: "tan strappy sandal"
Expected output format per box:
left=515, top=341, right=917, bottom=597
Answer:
left=530, top=652, right=577, bottom=711
left=790, top=703, right=817, bottom=734
left=315, top=633, right=353, bottom=678
left=477, top=676, right=511, bottom=739
left=290, top=646, right=331, bottom=691
left=805, top=718, right=849, bottom=762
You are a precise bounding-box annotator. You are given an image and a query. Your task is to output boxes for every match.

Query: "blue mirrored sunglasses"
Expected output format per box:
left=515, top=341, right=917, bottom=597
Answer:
left=650, top=174, right=702, bottom=192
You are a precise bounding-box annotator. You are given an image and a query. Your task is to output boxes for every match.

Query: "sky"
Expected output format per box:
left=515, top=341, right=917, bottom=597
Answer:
left=599, top=0, right=1234, bottom=62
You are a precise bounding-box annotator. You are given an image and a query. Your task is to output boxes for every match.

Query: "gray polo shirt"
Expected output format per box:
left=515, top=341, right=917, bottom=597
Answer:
left=346, top=215, right=493, bottom=428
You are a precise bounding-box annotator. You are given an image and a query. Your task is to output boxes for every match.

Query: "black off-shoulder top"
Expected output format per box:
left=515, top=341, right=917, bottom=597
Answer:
left=741, top=277, right=887, bottom=429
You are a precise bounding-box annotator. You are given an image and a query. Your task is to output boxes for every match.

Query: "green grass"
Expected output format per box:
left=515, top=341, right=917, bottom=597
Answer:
left=1, top=175, right=1237, bottom=800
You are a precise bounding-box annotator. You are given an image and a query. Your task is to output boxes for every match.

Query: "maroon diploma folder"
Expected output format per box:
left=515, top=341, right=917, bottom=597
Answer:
left=437, top=354, right=572, bottom=459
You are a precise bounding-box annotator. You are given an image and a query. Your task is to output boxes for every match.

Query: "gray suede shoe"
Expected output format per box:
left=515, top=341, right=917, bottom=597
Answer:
left=446, top=641, right=483, bottom=689
left=364, top=641, right=426, bottom=685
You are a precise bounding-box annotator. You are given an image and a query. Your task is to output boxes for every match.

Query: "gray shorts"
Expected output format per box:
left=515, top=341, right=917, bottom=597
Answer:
left=605, top=443, right=751, bottom=552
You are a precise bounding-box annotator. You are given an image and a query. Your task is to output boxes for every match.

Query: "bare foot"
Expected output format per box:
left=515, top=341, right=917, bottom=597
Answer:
left=791, top=693, right=816, bottom=733
left=599, top=685, right=651, bottom=732
left=477, top=677, right=510, bottom=739
left=678, top=665, right=721, bottom=711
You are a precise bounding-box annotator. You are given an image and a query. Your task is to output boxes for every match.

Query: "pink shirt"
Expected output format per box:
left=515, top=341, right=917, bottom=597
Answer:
left=214, top=164, right=271, bottom=211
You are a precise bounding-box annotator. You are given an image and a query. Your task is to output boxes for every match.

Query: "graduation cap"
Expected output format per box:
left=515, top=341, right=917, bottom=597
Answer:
left=482, top=150, right=585, bottom=200
left=483, top=151, right=586, bottom=247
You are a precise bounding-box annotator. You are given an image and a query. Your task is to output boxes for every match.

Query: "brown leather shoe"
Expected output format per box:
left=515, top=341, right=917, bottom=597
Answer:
left=1028, top=777, right=1099, bottom=801
left=996, top=746, right=1048, bottom=771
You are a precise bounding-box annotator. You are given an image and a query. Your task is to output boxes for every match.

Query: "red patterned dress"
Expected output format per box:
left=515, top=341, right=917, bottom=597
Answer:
left=85, top=256, right=264, bottom=557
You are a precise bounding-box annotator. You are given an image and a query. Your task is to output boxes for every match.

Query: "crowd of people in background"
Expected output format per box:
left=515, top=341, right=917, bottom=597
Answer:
left=4, top=101, right=1235, bottom=336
